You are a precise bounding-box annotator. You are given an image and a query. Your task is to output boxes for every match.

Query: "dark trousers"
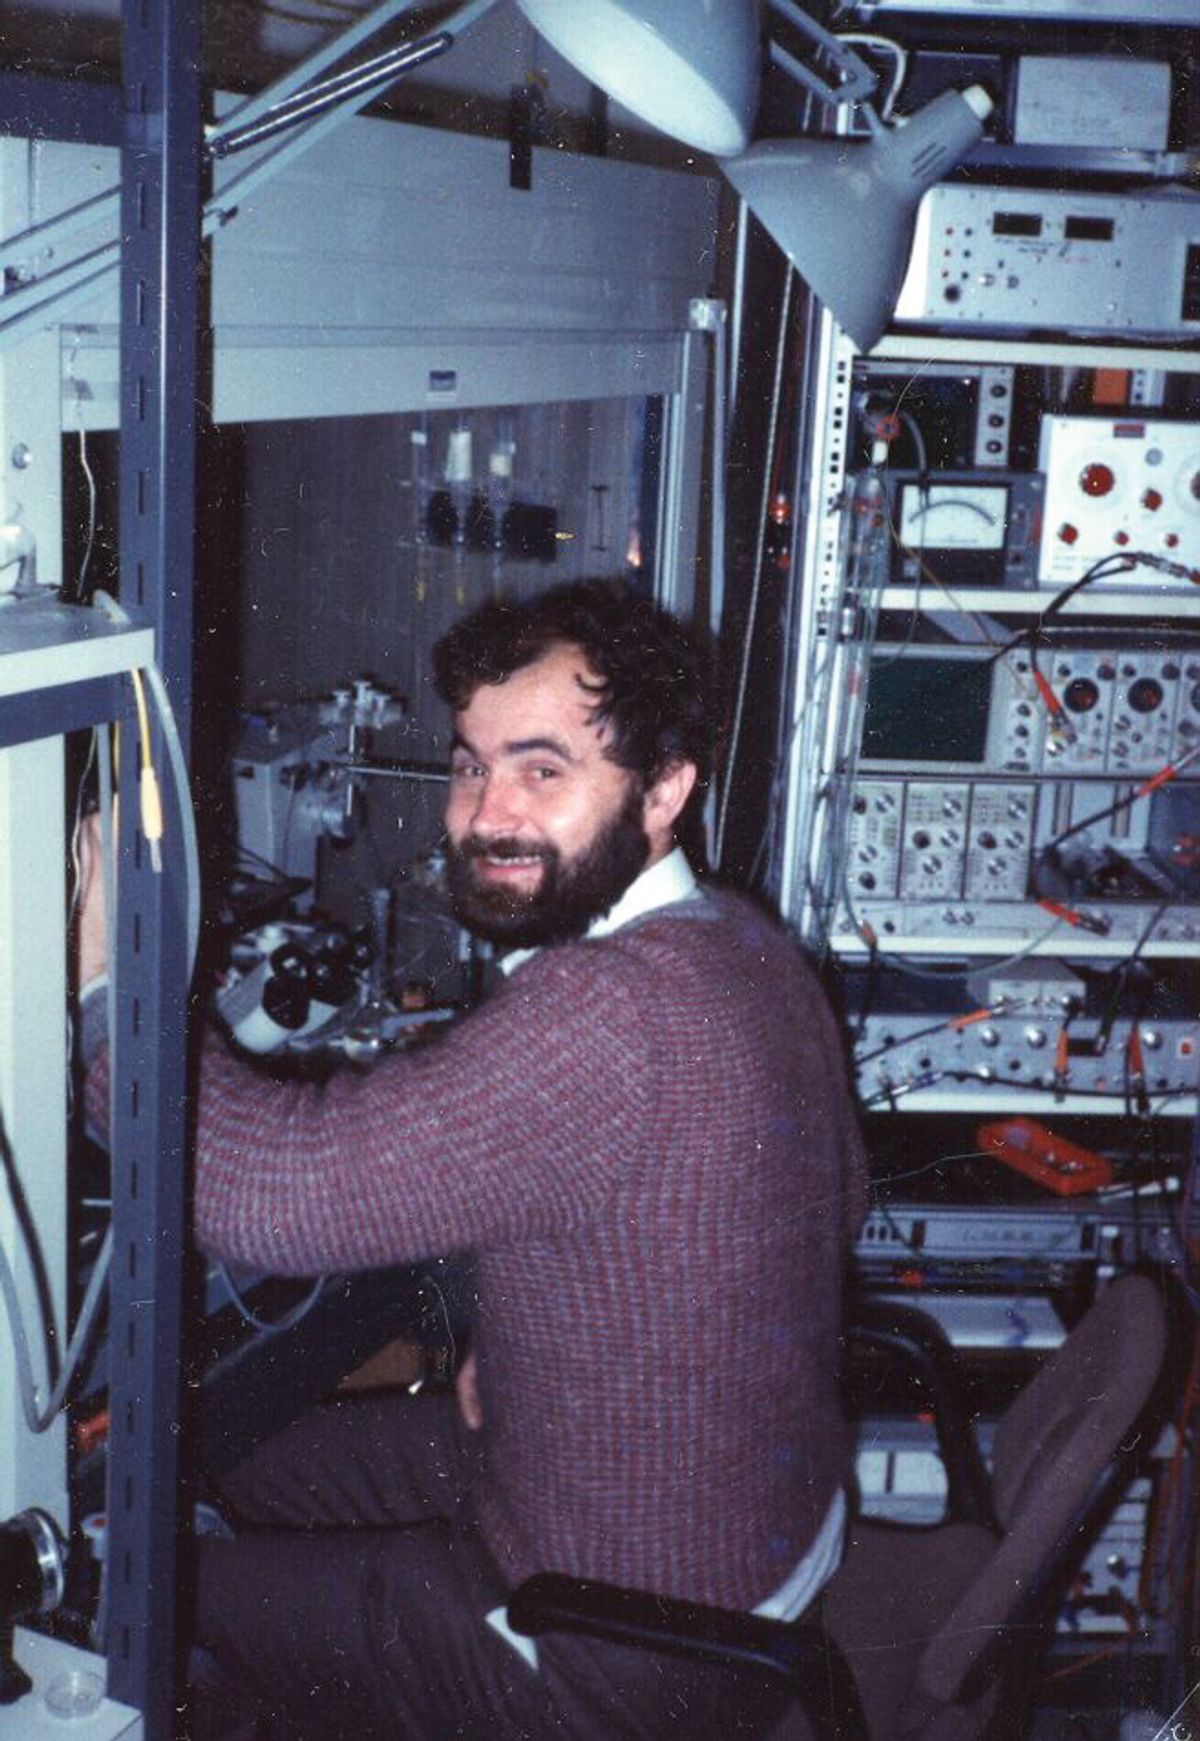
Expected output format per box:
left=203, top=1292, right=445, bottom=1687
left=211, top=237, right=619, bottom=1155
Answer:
left=196, top=1392, right=789, bottom=1741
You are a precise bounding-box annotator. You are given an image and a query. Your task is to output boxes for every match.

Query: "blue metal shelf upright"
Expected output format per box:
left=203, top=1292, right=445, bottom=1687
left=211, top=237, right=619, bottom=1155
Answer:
left=0, top=6, right=203, bottom=1736
left=107, top=2, right=202, bottom=1735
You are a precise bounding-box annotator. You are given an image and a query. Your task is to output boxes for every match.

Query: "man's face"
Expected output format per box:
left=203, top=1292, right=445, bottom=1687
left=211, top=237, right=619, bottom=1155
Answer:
left=444, top=643, right=651, bottom=949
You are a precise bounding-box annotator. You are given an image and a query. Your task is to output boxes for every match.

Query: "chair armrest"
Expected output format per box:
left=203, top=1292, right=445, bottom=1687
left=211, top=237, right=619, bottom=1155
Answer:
left=849, top=1298, right=997, bottom=1532
left=507, top=1572, right=868, bottom=1741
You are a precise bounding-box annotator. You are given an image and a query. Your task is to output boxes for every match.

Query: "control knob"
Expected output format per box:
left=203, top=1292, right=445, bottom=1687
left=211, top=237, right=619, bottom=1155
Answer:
left=1127, top=677, right=1164, bottom=714
left=1063, top=677, right=1100, bottom=714
left=1080, top=463, right=1115, bottom=498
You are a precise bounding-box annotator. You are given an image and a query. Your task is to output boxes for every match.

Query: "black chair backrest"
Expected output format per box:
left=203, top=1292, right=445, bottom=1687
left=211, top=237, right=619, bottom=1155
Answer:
left=911, top=1274, right=1168, bottom=1715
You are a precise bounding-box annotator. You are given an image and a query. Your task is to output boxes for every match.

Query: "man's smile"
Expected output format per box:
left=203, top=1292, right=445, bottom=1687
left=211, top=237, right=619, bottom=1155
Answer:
left=465, top=840, right=552, bottom=887
left=476, top=855, right=544, bottom=879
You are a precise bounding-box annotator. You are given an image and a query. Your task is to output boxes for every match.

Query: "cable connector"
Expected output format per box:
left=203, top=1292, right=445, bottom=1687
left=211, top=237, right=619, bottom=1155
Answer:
left=1134, top=741, right=1200, bottom=799
left=140, top=761, right=164, bottom=873
left=1140, top=552, right=1200, bottom=585
left=1127, top=1026, right=1150, bottom=1118
left=865, top=1069, right=944, bottom=1108
left=1038, top=899, right=1111, bottom=936
left=1032, top=668, right=1077, bottom=745
left=952, top=1002, right=1010, bottom=1030
left=1053, top=1026, right=1071, bottom=1101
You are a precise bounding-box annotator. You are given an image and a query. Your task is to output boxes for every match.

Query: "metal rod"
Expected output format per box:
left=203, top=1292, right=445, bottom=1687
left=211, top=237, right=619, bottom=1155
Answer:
left=209, top=0, right=499, bottom=145
left=765, top=0, right=878, bottom=107
left=342, top=759, right=450, bottom=785
left=211, top=32, right=452, bottom=159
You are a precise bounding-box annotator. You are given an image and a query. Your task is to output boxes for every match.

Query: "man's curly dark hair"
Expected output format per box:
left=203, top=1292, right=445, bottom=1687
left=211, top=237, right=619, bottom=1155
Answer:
left=432, top=581, right=712, bottom=792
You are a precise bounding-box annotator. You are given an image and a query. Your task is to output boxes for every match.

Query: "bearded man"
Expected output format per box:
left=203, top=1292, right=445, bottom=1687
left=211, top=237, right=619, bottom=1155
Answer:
left=82, top=580, right=867, bottom=1741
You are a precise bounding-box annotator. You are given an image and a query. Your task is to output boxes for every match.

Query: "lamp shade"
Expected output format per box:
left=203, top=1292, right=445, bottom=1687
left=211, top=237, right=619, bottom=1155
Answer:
left=724, top=86, right=992, bottom=351
left=514, top=0, right=760, bottom=157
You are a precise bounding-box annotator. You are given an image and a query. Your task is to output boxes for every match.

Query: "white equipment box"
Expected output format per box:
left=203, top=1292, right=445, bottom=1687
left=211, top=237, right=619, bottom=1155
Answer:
left=895, top=185, right=1200, bottom=340
left=1037, top=415, right=1200, bottom=587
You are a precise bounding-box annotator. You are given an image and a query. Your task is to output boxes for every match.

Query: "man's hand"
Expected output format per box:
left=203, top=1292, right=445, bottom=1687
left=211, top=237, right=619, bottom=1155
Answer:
left=77, top=812, right=109, bottom=991
left=455, top=1350, right=483, bottom=1431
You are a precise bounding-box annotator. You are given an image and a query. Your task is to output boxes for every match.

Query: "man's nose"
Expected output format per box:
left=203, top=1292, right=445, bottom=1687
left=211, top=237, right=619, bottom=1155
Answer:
left=471, top=774, right=525, bottom=835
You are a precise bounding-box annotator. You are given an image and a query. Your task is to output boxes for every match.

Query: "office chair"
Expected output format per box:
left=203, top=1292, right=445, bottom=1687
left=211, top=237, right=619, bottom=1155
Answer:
left=509, top=1272, right=1170, bottom=1741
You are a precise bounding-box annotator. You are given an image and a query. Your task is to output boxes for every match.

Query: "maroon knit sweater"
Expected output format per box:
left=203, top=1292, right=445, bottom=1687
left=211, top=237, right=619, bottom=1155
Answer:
left=161, top=889, right=866, bottom=1607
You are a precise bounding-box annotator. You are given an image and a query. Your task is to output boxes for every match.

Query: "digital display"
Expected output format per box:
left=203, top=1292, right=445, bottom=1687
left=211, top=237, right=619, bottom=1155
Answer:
left=861, top=655, right=993, bottom=764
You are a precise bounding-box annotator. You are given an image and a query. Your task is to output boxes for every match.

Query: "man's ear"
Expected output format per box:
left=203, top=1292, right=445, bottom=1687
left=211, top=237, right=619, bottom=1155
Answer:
left=642, top=758, right=698, bottom=850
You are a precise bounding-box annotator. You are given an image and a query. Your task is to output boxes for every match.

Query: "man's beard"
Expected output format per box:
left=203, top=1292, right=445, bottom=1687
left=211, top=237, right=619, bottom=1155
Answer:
left=445, top=783, right=650, bottom=950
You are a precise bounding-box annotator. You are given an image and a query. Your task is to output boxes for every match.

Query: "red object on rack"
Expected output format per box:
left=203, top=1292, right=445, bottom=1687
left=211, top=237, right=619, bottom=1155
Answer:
left=976, top=1117, right=1114, bottom=1196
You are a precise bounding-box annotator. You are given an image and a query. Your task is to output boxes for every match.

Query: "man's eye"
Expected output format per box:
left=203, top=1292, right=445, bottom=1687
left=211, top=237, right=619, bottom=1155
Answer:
left=532, top=765, right=561, bottom=781
left=451, top=762, right=484, bottom=781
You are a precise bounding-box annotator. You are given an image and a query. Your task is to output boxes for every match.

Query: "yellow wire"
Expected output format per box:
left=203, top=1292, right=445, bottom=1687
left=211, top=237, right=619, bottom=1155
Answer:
left=130, top=668, right=152, bottom=748
left=129, top=669, right=165, bottom=869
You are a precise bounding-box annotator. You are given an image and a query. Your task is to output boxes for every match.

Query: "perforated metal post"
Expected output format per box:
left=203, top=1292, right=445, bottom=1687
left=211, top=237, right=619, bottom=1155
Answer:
left=105, top=1, right=202, bottom=1733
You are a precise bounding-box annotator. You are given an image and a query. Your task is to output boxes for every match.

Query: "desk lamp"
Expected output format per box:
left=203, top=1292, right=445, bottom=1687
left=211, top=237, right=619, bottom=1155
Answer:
left=513, top=0, right=761, bottom=156
left=511, top=0, right=991, bottom=352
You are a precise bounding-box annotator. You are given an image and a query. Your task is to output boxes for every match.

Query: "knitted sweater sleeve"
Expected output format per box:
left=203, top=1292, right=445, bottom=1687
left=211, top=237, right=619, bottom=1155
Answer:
left=189, top=944, right=650, bottom=1274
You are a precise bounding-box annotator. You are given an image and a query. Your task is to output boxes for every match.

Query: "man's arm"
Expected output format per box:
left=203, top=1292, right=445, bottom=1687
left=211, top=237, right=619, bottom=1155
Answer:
left=77, top=812, right=109, bottom=990
left=77, top=821, right=653, bottom=1275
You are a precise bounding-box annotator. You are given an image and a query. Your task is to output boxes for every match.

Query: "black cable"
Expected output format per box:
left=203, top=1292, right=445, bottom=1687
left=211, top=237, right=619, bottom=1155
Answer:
left=851, top=934, right=880, bottom=1044
left=1095, top=900, right=1171, bottom=1053
left=989, top=550, right=1198, bottom=670
left=235, top=844, right=295, bottom=884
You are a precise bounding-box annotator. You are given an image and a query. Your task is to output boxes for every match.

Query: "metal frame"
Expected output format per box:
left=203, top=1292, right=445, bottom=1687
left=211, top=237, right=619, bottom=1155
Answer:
left=102, top=3, right=202, bottom=1733
left=0, top=12, right=201, bottom=1740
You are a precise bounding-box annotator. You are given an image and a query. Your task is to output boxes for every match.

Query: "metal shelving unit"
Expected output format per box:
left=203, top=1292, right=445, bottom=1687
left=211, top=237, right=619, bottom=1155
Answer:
left=767, top=59, right=1200, bottom=1701
left=0, top=8, right=202, bottom=1735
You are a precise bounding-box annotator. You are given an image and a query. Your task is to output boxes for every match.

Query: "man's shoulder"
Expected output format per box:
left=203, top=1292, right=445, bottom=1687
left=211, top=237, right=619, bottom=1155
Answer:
left=500, top=884, right=810, bottom=992
left=609, top=883, right=811, bottom=978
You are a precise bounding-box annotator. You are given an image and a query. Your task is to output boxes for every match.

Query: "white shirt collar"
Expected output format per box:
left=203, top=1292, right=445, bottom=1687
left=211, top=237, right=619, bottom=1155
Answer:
left=498, top=846, right=697, bottom=977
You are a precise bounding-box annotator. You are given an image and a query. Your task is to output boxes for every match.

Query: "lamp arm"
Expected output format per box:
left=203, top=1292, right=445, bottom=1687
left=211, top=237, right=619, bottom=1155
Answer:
left=766, top=0, right=879, bottom=108
left=210, top=33, right=452, bottom=158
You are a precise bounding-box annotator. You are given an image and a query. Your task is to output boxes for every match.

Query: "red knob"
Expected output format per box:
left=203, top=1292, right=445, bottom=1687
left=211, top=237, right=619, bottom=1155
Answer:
left=1080, top=463, right=1115, bottom=498
left=1058, top=523, right=1079, bottom=545
left=1142, top=488, right=1163, bottom=510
